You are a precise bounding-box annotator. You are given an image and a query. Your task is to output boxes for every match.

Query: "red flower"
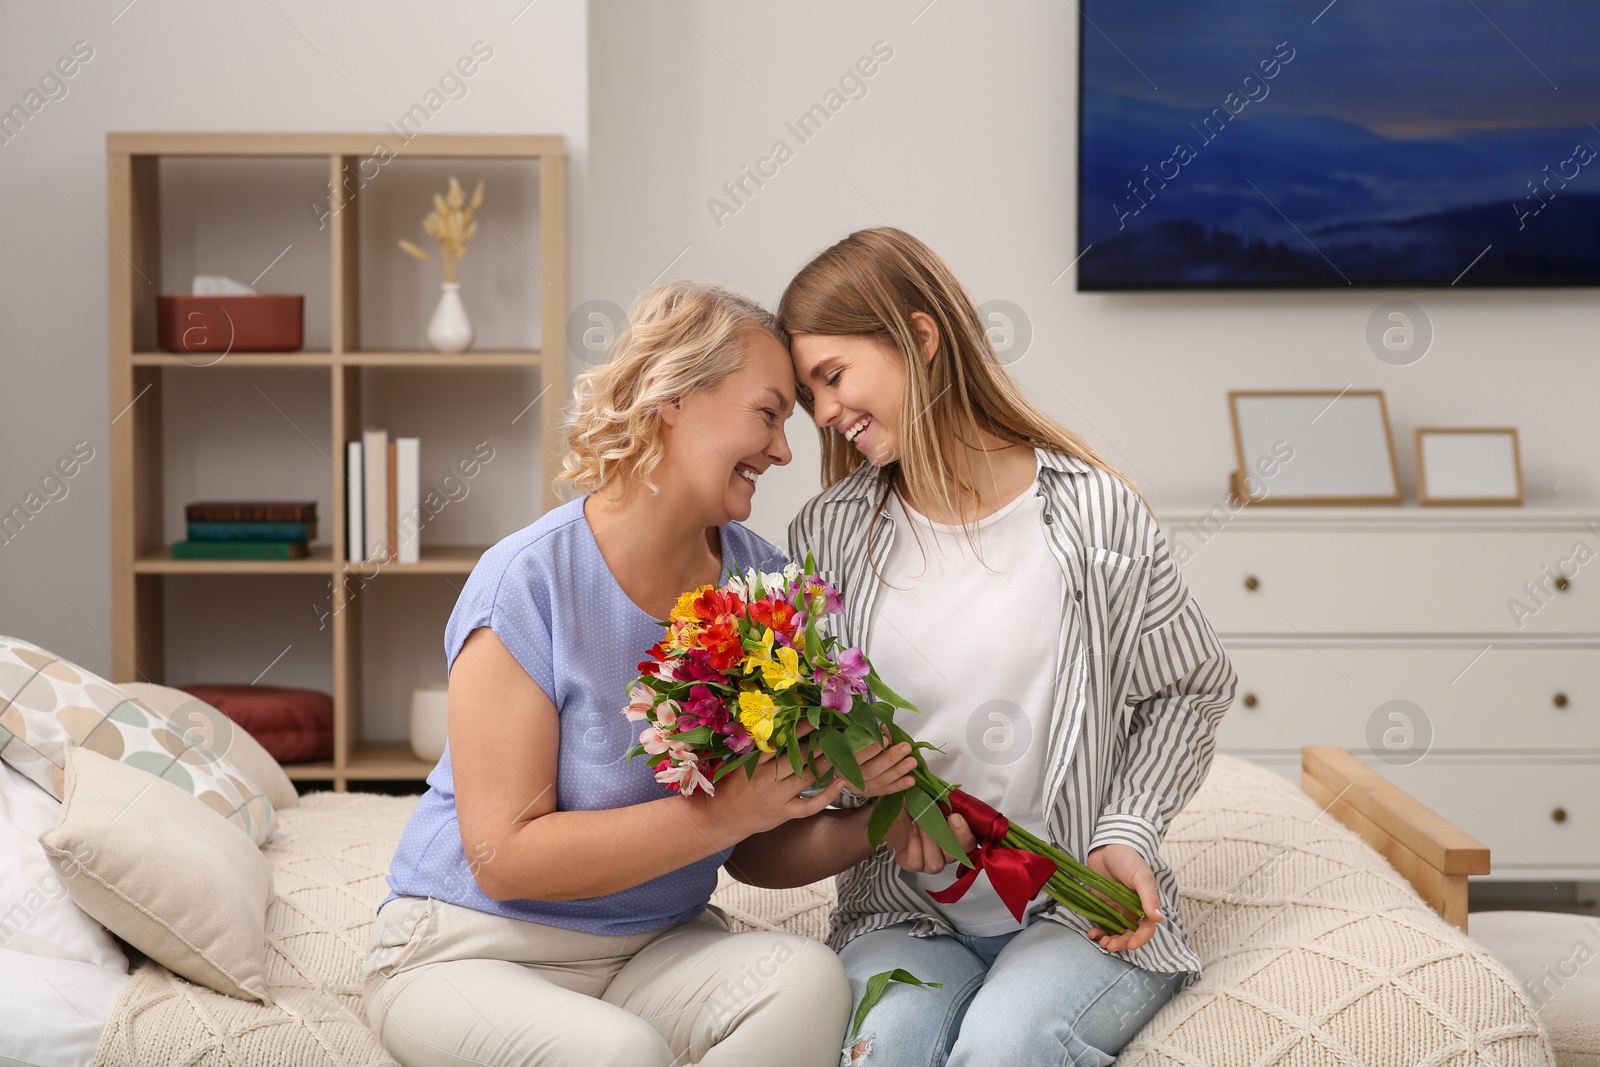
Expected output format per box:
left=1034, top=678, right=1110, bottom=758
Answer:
left=697, top=619, right=744, bottom=672
left=749, top=597, right=797, bottom=636
left=637, top=639, right=671, bottom=675
left=693, top=588, right=745, bottom=623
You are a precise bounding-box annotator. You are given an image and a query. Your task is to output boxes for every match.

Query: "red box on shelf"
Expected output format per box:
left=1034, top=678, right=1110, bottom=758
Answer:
left=156, top=294, right=304, bottom=353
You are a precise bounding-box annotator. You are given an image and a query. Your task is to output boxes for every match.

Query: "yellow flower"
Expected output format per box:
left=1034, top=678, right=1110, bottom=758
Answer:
left=670, top=586, right=712, bottom=624
left=738, top=690, right=777, bottom=753
left=742, top=628, right=803, bottom=691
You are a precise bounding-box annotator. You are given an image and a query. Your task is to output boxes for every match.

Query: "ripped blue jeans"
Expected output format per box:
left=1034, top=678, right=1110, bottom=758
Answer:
left=837, top=919, right=1185, bottom=1067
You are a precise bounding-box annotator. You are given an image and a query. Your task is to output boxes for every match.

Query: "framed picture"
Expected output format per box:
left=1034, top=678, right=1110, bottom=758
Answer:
left=1076, top=1, right=1600, bottom=289
left=1415, top=428, right=1524, bottom=506
left=1228, top=390, right=1401, bottom=506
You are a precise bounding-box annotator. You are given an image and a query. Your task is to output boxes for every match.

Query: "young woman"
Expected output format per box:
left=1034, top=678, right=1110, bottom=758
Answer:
left=760, top=228, right=1238, bottom=1066
left=363, top=281, right=906, bottom=1067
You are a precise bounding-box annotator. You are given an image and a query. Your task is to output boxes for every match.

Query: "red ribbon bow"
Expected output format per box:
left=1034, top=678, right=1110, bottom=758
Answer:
left=924, top=788, right=1057, bottom=922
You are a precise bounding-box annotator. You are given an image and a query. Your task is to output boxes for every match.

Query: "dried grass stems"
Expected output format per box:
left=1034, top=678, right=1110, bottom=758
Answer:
left=398, top=176, right=483, bottom=285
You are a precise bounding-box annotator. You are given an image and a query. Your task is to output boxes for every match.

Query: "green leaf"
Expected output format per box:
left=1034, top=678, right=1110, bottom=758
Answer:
left=804, top=548, right=816, bottom=574
left=906, top=786, right=970, bottom=866
left=867, top=792, right=904, bottom=849
left=711, top=750, right=756, bottom=782
left=787, top=734, right=804, bottom=778
left=851, top=969, right=943, bottom=1036
left=671, top=726, right=713, bottom=746
left=866, top=670, right=920, bottom=713
left=818, top=728, right=867, bottom=792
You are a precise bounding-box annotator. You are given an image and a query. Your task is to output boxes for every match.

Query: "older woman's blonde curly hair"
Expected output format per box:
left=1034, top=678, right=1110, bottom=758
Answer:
left=557, top=280, right=787, bottom=497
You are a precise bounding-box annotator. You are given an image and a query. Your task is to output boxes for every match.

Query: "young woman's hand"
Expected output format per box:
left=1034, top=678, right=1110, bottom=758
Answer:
left=1082, top=843, right=1163, bottom=952
left=846, top=732, right=919, bottom=799
left=882, top=804, right=979, bottom=875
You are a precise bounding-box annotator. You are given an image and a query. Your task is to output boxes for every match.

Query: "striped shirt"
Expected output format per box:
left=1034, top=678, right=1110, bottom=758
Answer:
left=787, top=448, right=1237, bottom=989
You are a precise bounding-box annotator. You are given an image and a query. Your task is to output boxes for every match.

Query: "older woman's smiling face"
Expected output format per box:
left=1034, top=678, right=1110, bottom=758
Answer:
left=658, top=328, right=796, bottom=524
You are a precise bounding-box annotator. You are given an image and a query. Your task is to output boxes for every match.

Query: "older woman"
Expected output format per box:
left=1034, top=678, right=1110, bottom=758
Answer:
left=363, top=282, right=882, bottom=1067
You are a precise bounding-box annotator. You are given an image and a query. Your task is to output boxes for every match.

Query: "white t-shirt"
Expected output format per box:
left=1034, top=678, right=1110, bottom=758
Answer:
left=866, top=466, right=1066, bottom=935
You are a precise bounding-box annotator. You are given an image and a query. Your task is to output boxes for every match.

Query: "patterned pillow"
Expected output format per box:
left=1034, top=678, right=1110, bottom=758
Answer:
left=0, top=635, right=274, bottom=845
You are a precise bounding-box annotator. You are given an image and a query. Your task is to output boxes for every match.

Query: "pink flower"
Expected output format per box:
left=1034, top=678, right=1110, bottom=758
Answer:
left=655, top=752, right=715, bottom=795
left=655, top=699, right=679, bottom=728
left=639, top=725, right=670, bottom=755
left=721, top=718, right=755, bottom=754
left=676, top=684, right=728, bottom=732
left=623, top=683, right=654, bottom=721
left=817, top=646, right=870, bottom=713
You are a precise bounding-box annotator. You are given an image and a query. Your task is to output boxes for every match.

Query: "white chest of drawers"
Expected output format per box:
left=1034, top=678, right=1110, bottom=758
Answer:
left=1155, top=501, right=1600, bottom=881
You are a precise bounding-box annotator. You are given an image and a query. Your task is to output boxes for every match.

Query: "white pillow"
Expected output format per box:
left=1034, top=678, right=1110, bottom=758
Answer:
left=0, top=761, right=126, bottom=973
left=39, top=745, right=274, bottom=1002
left=0, top=945, right=132, bottom=1067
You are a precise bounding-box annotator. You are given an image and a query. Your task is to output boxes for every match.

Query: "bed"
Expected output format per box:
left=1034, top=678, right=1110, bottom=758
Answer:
left=65, top=747, right=1551, bottom=1066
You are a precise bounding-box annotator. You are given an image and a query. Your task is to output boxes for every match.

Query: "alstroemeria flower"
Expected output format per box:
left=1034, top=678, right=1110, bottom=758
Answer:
left=639, top=725, right=670, bottom=755
left=817, top=646, right=870, bottom=713
left=743, top=627, right=802, bottom=690
left=749, top=597, right=797, bottom=637
left=623, top=682, right=654, bottom=721
left=737, top=690, right=778, bottom=753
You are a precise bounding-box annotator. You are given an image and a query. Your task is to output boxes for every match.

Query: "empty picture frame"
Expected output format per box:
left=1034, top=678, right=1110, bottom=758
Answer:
left=1228, top=390, right=1402, bottom=505
left=1415, top=427, right=1524, bottom=506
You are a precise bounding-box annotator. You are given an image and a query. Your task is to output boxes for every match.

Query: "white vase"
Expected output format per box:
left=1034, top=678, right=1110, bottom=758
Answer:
left=426, top=282, right=474, bottom=353
left=409, top=685, right=449, bottom=763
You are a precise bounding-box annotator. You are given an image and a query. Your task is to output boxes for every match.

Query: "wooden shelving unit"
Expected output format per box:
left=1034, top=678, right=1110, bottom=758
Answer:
left=107, top=132, right=566, bottom=790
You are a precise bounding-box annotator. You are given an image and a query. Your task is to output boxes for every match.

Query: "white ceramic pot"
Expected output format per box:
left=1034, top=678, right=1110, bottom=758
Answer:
left=409, top=685, right=449, bottom=763
left=426, top=282, right=475, bottom=353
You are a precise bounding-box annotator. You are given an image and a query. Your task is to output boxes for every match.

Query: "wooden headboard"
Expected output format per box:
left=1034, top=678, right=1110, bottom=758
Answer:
left=1301, top=746, right=1491, bottom=931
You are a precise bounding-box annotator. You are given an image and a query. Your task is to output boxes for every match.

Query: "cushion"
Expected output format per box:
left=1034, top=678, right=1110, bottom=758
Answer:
left=1115, top=756, right=1553, bottom=1066
left=119, top=682, right=299, bottom=811
left=93, top=790, right=417, bottom=1067
left=180, top=684, right=333, bottom=764
left=1468, top=911, right=1600, bottom=1067
left=0, top=635, right=275, bottom=844
left=39, top=746, right=274, bottom=1003
left=0, top=761, right=127, bottom=971
left=0, top=946, right=131, bottom=1067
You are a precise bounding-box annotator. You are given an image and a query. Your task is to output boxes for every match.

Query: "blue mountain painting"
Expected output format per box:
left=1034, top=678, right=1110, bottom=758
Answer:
left=1078, top=1, right=1600, bottom=288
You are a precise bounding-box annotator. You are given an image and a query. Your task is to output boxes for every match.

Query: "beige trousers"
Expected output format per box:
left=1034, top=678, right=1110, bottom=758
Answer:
left=362, top=895, right=851, bottom=1067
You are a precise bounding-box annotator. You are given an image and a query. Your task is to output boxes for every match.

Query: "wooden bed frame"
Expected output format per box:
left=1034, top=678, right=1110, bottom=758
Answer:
left=1301, top=746, right=1491, bottom=931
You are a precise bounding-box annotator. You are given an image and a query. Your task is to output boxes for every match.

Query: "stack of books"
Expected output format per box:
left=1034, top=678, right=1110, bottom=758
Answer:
left=172, top=502, right=317, bottom=559
left=347, top=429, right=421, bottom=564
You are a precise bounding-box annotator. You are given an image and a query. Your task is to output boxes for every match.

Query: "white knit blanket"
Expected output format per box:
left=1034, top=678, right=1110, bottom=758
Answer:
left=91, top=756, right=1553, bottom=1067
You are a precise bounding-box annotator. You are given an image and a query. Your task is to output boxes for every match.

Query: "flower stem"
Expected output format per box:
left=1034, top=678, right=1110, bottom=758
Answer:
left=907, top=766, right=1144, bottom=929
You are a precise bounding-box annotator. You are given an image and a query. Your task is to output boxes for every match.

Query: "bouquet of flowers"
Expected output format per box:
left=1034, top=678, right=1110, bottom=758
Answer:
left=623, top=554, right=1145, bottom=940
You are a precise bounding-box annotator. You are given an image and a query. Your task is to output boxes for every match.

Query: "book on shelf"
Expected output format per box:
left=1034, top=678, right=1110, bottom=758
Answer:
left=186, top=520, right=316, bottom=542
left=346, top=440, right=364, bottom=565
left=171, top=541, right=310, bottom=560
left=185, top=501, right=316, bottom=523
left=395, top=437, right=419, bottom=564
left=351, top=430, right=421, bottom=564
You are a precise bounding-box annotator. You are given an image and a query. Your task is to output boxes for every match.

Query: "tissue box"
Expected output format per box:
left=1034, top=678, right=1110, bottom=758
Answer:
left=156, top=294, right=304, bottom=353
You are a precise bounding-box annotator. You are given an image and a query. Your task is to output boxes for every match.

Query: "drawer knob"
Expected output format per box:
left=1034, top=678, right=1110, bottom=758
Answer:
left=1553, top=807, right=1568, bottom=824
left=1244, top=575, right=1260, bottom=591
left=1555, top=576, right=1571, bottom=591
left=1242, top=692, right=1258, bottom=708
left=1554, top=692, right=1569, bottom=708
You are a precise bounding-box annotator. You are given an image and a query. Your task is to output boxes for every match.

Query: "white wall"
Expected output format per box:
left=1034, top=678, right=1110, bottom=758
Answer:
left=587, top=0, right=1599, bottom=552
left=4, top=0, right=1597, bottom=733
left=0, top=1, right=588, bottom=719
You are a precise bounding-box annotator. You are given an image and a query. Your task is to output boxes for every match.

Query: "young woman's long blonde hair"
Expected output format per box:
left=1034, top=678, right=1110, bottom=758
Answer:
left=776, top=227, right=1147, bottom=521
left=558, top=280, right=786, bottom=497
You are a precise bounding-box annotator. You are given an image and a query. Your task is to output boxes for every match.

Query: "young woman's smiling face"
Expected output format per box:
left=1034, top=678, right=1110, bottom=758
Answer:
left=789, top=331, right=912, bottom=467
left=659, top=327, right=795, bottom=524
